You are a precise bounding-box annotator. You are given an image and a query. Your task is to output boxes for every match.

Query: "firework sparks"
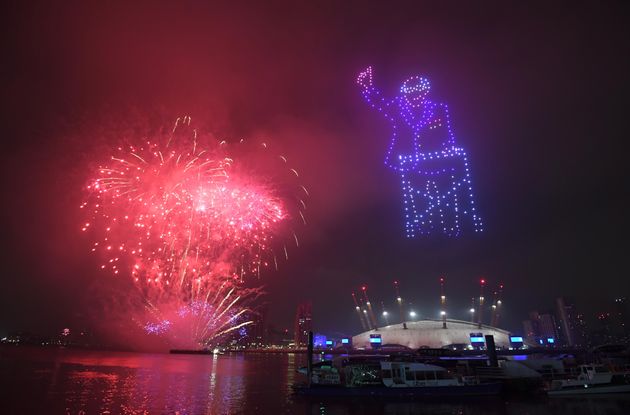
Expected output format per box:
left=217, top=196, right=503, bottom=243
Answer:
left=142, top=282, right=262, bottom=348
left=82, top=117, right=305, bottom=347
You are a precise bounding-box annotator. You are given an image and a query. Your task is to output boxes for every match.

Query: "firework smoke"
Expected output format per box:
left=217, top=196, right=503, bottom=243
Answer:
left=82, top=117, right=305, bottom=348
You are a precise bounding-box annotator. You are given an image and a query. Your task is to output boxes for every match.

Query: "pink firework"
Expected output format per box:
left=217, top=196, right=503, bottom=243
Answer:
left=82, top=117, right=305, bottom=347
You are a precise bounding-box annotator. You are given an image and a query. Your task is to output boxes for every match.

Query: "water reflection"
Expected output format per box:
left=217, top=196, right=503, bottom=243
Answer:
left=1, top=347, right=630, bottom=414
left=307, top=396, right=630, bottom=415
left=1, top=347, right=252, bottom=414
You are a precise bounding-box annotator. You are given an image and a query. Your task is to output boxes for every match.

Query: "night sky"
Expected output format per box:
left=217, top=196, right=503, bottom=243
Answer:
left=1, top=1, right=628, bottom=342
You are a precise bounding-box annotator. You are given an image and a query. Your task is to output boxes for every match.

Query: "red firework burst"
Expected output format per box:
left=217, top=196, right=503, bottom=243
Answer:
left=81, top=117, right=305, bottom=346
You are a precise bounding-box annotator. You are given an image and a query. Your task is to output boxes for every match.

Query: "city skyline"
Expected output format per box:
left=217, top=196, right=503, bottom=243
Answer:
left=0, top=1, right=628, bottom=346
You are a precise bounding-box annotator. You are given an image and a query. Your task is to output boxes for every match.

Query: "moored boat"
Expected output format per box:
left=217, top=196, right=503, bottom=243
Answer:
left=293, top=357, right=501, bottom=397
left=547, top=364, right=630, bottom=396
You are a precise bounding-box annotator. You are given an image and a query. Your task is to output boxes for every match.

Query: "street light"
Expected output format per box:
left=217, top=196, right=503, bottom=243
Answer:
left=409, top=311, right=417, bottom=319
left=382, top=310, right=389, bottom=325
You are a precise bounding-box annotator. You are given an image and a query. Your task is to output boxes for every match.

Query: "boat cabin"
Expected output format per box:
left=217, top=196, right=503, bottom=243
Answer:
left=380, top=361, right=460, bottom=387
left=576, top=365, right=613, bottom=383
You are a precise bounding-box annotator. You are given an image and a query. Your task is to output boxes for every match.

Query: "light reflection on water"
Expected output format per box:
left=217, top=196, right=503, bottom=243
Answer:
left=1, top=346, right=630, bottom=414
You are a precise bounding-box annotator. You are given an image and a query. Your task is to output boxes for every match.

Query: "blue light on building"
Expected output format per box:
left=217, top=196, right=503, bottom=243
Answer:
left=313, top=334, right=327, bottom=348
left=369, top=334, right=382, bottom=349
left=470, top=332, right=485, bottom=348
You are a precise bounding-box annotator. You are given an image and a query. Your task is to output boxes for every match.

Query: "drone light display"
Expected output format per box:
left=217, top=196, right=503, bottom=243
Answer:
left=357, top=66, right=483, bottom=236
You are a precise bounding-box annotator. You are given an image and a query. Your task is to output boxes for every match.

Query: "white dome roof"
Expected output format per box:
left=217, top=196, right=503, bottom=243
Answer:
left=352, top=318, right=512, bottom=349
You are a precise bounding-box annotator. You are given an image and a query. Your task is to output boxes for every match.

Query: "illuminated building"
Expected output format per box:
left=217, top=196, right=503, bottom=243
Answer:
left=538, top=313, right=558, bottom=341
left=353, top=319, right=512, bottom=349
left=293, top=301, right=312, bottom=348
left=522, top=311, right=558, bottom=346
left=313, top=334, right=327, bottom=348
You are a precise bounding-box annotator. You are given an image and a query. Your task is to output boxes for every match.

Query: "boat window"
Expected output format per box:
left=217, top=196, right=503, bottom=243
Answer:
left=381, top=369, right=392, bottom=379
left=404, top=367, right=412, bottom=381
left=595, top=367, right=608, bottom=373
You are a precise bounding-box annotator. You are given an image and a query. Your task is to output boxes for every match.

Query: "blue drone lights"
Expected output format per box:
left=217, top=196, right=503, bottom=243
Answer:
left=357, top=66, right=483, bottom=237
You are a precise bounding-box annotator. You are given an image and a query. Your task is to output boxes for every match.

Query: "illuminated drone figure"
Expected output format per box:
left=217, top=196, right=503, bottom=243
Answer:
left=357, top=66, right=483, bottom=236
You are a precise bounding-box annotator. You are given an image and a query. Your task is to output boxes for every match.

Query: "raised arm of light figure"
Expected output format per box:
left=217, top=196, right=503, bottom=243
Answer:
left=357, top=66, right=401, bottom=168
left=356, top=66, right=393, bottom=115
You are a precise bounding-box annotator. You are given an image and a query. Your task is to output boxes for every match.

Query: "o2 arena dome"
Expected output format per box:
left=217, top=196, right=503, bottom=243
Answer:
left=352, top=319, right=512, bottom=349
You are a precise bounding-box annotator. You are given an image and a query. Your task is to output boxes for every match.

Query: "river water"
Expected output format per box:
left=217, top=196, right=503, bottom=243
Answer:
left=1, top=346, right=629, bottom=414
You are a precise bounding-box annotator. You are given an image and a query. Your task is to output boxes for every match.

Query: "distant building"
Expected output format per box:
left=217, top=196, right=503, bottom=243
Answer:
left=592, top=297, right=629, bottom=345
left=539, top=313, right=559, bottom=340
left=522, top=311, right=558, bottom=345
left=593, top=311, right=616, bottom=345
left=556, top=297, right=588, bottom=347
left=266, top=325, right=293, bottom=347
left=248, top=307, right=268, bottom=346
left=294, top=301, right=312, bottom=348
left=523, top=319, right=537, bottom=344
left=614, top=297, right=629, bottom=338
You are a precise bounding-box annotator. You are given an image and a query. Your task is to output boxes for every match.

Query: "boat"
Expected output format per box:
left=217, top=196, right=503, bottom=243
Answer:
left=293, top=357, right=501, bottom=397
left=547, top=364, right=630, bottom=396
